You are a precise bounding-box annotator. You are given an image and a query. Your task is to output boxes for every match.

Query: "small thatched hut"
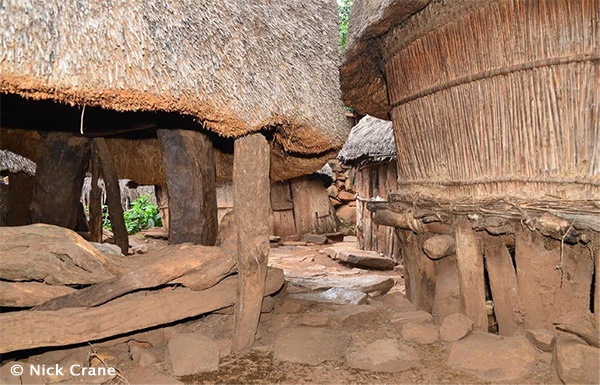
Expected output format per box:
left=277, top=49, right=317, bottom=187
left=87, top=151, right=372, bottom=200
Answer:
left=338, top=115, right=399, bottom=260
left=341, top=0, right=599, bottom=343
left=0, top=150, right=36, bottom=226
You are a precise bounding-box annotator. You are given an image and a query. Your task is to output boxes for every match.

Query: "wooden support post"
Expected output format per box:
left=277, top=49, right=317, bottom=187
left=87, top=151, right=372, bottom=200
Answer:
left=89, top=147, right=103, bottom=242
left=432, top=256, right=461, bottom=325
left=232, top=134, right=270, bottom=352
left=29, top=131, right=90, bottom=229
left=94, top=138, right=128, bottom=255
left=595, top=241, right=600, bottom=331
left=455, top=217, right=488, bottom=331
left=5, top=172, right=34, bottom=226
left=155, top=184, right=169, bottom=234
left=157, top=129, right=217, bottom=245
left=482, top=234, right=523, bottom=336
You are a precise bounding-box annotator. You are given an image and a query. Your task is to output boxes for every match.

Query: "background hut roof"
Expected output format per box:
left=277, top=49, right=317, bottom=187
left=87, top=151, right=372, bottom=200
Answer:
left=0, top=0, right=347, bottom=159
left=338, top=115, right=395, bottom=166
left=0, top=150, right=36, bottom=176
left=313, top=163, right=335, bottom=186
left=340, top=0, right=431, bottom=118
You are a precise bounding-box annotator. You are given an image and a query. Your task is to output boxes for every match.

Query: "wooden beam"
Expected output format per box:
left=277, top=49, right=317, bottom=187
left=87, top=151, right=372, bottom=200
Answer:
left=455, top=217, right=487, bottom=331
left=372, top=209, right=453, bottom=235
left=28, top=131, right=90, bottom=229
left=482, top=234, right=523, bottom=335
left=0, top=268, right=284, bottom=354
left=157, top=129, right=218, bottom=245
left=232, top=133, right=270, bottom=352
left=89, top=146, right=103, bottom=242
left=94, top=138, right=128, bottom=254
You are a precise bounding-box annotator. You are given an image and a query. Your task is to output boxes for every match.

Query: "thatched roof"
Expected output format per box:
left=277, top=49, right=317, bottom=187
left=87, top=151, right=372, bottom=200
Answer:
left=338, top=115, right=395, bottom=166
left=0, top=0, right=347, bottom=165
left=0, top=149, right=36, bottom=176
left=340, top=0, right=431, bottom=118
left=313, top=163, right=335, bottom=186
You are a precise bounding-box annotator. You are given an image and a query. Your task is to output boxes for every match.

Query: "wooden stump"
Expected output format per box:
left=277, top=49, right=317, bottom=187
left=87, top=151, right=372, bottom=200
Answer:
left=28, top=131, right=90, bottom=229
left=94, top=138, right=128, bottom=255
left=432, top=255, right=461, bottom=324
left=232, top=134, right=270, bottom=352
left=157, top=129, right=217, bottom=245
left=455, top=218, right=487, bottom=331
left=5, top=172, right=34, bottom=226
left=482, top=234, right=523, bottom=335
left=88, top=147, right=102, bottom=242
left=397, top=230, right=437, bottom=312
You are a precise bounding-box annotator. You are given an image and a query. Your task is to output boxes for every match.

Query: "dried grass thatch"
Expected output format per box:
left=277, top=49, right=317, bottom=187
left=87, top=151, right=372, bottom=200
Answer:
left=313, top=163, right=334, bottom=186
left=338, top=116, right=395, bottom=166
left=0, top=149, right=36, bottom=176
left=0, top=0, right=347, bottom=165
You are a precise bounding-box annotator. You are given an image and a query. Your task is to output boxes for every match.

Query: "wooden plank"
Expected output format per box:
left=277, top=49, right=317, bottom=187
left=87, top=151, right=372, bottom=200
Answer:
left=432, top=255, right=461, bottom=324
left=35, top=246, right=234, bottom=311
left=482, top=234, right=523, bottom=336
left=232, top=134, right=270, bottom=352
left=291, top=176, right=334, bottom=235
left=89, top=147, right=102, bottom=242
left=5, top=172, right=34, bottom=226
left=28, top=131, right=90, bottom=229
left=94, top=138, right=128, bottom=255
left=455, top=217, right=487, bottom=331
left=0, top=281, right=75, bottom=307
left=0, top=268, right=284, bottom=354
left=398, top=231, right=437, bottom=312
left=157, top=129, right=218, bottom=245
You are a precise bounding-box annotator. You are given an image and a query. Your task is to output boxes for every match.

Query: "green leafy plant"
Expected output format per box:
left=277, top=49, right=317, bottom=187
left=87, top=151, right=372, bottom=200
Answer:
left=338, top=0, right=354, bottom=49
left=122, top=195, right=163, bottom=234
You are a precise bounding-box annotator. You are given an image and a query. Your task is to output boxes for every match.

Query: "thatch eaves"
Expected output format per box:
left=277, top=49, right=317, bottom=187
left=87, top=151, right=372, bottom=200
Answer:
left=0, top=150, right=36, bottom=176
left=313, top=163, right=335, bottom=186
left=338, top=115, right=395, bottom=166
left=0, top=0, right=347, bottom=160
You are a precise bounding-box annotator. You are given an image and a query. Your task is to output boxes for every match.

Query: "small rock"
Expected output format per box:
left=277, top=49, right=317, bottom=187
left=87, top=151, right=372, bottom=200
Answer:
left=337, top=249, right=395, bottom=270
left=448, top=332, right=537, bottom=382
left=344, top=339, right=420, bottom=373
left=440, top=313, right=474, bottom=342
left=89, top=242, right=124, bottom=256
left=402, top=322, right=439, bottom=344
left=554, top=337, right=600, bottom=385
left=167, top=333, right=219, bottom=376
left=291, top=287, right=367, bottom=305
left=391, top=311, right=434, bottom=328
left=525, top=329, right=556, bottom=352
left=301, top=234, right=328, bottom=245
left=332, top=305, right=378, bottom=328
left=336, top=204, right=356, bottom=224
left=261, top=296, right=276, bottom=313
left=338, top=191, right=355, bottom=201
left=273, top=327, right=351, bottom=365
left=343, top=235, right=358, bottom=242
left=297, top=312, right=331, bottom=327
left=130, top=345, right=157, bottom=367
left=275, top=300, right=303, bottom=314
left=378, top=292, right=416, bottom=312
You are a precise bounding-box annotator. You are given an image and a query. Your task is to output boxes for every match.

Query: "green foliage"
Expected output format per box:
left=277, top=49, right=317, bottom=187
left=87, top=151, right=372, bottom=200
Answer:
left=338, top=0, right=354, bottom=49
left=97, top=195, right=162, bottom=235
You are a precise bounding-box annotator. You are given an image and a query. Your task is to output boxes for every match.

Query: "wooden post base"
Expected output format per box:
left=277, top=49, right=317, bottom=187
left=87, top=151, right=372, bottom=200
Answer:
left=232, top=134, right=270, bottom=352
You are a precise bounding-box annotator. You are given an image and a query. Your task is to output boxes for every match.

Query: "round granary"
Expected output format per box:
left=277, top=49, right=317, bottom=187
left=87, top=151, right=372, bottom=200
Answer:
left=0, top=0, right=348, bottom=182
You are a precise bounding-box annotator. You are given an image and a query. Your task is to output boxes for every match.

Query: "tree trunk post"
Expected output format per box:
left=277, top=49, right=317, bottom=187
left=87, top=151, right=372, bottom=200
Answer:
left=157, top=129, right=218, bottom=245
left=232, top=133, right=270, bottom=352
left=155, top=184, right=169, bottom=234
left=89, top=146, right=103, bottom=242
left=455, top=217, right=488, bottom=331
left=6, top=172, right=34, bottom=226
left=94, top=138, right=128, bottom=255
left=28, top=131, right=90, bottom=229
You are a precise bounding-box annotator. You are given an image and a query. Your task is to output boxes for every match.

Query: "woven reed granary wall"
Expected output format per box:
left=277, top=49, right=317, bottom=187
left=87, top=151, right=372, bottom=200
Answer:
left=341, top=0, right=599, bottom=341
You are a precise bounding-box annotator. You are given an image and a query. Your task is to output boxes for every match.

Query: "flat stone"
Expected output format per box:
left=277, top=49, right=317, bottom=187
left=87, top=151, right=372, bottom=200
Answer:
left=290, top=287, right=367, bottom=305
left=275, top=300, right=303, bottom=314
left=142, top=228, right=168, bottom=240
left=378, top=292, right=416, bottom=312
left=301, top=234, right=328, bottom=245
left=391, top=311, right=434, bottom=327
left=124, top=367, right=182, bottom=385
left=332, top=305, right=378, bottom=328
left=344, top=339, right=420, bottom=373
left=554, top=337, right=600, bottom=385
left=338, top=191, right=356, bottom=201
left=0, top=362, right=43, bottom=385
left=337, top=249, right=395, bottom=270
left=448, top=332, right=537, bottom=382
left=266, top=314, right=296, bottom=333
left=261, top=296, right=276, bottom=313
left=90, top=242, right=124, bottom=256
left=440, top=313, right=474, bottom=342
left=286, top=275, right=394, bottom=294
left=215, top=338, right=232, bottom=359
left=402, top=322, right=439, bottom=344
left=167, top=333, right=219, bottom=376
left=525, top=329, right=556, bottom=352
left=273, top=327, right=351, bottom=365
left=130, top=345, right=157, bottom=367
left=296, top=312, right=331, bottom=327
